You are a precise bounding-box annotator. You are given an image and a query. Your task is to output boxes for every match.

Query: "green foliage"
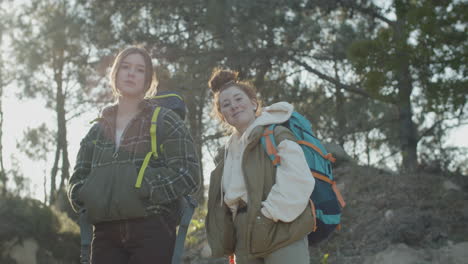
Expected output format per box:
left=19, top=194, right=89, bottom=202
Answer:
left=16, top=124, right=55, bottom=161
left=348, top=0, right=467, bottom=110
left=343, top=0, right=467, bottom=169
left=51, top=206, right=80, bottom=235
left=0, top=196, right=57, bottom=243
left=320, top=253, right=330, bottom=264
left=7, top=157, right=31, bottom=197
left=363, top=71, right=386, bottom=96
left=10, top=0, right=100, bottom=204
left=11, top=0, right=93, bottom=105
left=4, top=0, right=466, bottom=204
left=0, top=194, right=80, bottom=263
left=185, top=201, right=208, bottom=248
left=0, top=195, right=80, bottom=241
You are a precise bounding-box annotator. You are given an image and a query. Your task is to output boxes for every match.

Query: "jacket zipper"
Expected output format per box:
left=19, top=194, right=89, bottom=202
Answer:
left=100, top=110, right=142, bottom=218
left=113, top=113, right=141, bottom=160
left=113, top=112, right=143, bottom=218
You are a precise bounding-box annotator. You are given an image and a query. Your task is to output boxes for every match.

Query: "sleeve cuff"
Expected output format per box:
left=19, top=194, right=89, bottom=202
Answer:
left=261, top=204, right=277, bottom=222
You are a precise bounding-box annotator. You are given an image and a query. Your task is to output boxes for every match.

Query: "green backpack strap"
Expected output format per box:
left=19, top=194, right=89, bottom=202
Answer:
left=132, top=94, right=197, bottom=263
left=135, top=93, right=185, bottom=188
left=135, top=106, right=162, bottom=188
left=149, top=93, right=183, bottom=101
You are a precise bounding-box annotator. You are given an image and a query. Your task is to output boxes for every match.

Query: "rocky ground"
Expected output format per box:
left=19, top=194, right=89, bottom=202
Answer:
left=183, top=150, right=468, bottom=264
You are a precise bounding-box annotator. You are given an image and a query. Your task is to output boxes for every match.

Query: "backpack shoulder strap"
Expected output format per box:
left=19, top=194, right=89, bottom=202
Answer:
left=260, top=123, right=298, bottom=166
left=135, top=106, right=162, bottom=188
left=150, top=106, right=163, bottom=159
left=171, top=196, right=198, bottom=264
left=135, top=93, right=186, bottom=188
left=261, top=124, right=281, bottom=166
left=151, top=92, right=183, bottom=101
left=79, top=209, right=93, bottom=263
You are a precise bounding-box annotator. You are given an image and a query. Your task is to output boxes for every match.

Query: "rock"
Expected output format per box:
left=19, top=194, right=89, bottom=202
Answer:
left=438, top=242, right=468, bottom=264
left=7, top=238, right=39, bottom=264
left=323, top=142, right=354, bottom=167
left=461, top=203, right=468, bottom=219
left=201, top=242, right=212, bottom=258
left=443, top=180, right=461, bottom=191
left=364, top=243, right=429, bottom=264
left=363, top=242, right=468, bottom=264
left=384, top=209, right=394, bottom=221
left=392, top=212, right=428, bottom=246
left=448, top=242, right=468, bottom=264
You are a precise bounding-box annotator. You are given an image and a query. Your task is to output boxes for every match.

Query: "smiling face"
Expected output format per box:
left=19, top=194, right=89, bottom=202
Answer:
left=219, top=86, right=258, bottom=133
left=116, top=53, right=147, bottom=99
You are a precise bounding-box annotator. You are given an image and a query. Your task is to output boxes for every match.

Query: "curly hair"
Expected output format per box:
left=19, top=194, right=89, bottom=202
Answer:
left=208, top=68, right=262, bottom=125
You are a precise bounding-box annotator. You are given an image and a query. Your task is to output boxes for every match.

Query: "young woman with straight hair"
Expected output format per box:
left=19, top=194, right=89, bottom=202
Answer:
left=68, top=46, right=200, bottom=264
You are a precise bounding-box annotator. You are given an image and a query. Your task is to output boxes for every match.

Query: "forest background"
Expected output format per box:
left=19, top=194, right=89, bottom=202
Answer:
left=0, top=0, right=466, bottom=263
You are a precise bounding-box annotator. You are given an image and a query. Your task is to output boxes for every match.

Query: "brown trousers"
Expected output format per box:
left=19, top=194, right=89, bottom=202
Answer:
left=91, top=215, right=176, bottom=264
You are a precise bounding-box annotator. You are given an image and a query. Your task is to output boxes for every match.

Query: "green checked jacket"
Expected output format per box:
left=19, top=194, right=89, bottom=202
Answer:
left=67, top=99, right=201, bottom=224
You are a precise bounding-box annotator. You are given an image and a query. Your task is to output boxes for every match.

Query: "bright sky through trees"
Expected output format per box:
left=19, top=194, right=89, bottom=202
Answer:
left=2, top=93, right=467, bottom=201
left=1, top=0, right=467, bottom=201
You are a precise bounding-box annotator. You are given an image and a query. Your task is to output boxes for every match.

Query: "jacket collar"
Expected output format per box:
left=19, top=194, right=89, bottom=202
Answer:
left=99, top=99, right=154, bottom=124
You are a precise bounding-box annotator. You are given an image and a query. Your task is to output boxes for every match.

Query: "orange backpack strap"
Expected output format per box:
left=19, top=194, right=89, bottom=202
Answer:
left=261, top=126, right=281, bottom=166
left=311, top=171, right=346, bottom=208
left=297, top=140, right=336, bottom=163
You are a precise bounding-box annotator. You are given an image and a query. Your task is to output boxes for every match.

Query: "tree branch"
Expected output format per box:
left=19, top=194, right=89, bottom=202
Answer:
left=374, top=148, right=400, bottom=167
left=417, top=119, right=444, bottom=142
left=291, top=57, right=372, bottom=98
left=338, top=0, right=395, bottom=26
left=202, top=131, right=226, bottom=142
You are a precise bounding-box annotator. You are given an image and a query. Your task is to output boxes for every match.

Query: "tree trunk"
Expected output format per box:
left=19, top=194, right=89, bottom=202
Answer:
left=0, top=56, right=5, bottom=196
left=50, top=48, right=70, bottom=204
left=333, top=58, right=346, bottom=147
left=394, top=2, right=418, bottom=171
left=57, top=84, right=69, bottom=191
left=397, top=89, right=418, bottom=171
left=186, top=84, right=205, bottom=203
left=43, top=171, right=48, bottom=204
left=50, top=144, right=60, bottom=205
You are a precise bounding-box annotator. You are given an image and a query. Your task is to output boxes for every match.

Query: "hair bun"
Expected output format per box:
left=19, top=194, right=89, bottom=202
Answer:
left=208, top=68, right=239, bottom=93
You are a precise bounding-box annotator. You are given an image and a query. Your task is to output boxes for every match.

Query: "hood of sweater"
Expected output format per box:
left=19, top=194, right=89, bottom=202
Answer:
left=238, top=101, right=294, bottom=144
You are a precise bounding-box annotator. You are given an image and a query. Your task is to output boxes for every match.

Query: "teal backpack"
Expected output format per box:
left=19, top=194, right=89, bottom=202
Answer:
left=261, top=111, right=346, bottom=245
left=79, top=91, right=197, bottom=264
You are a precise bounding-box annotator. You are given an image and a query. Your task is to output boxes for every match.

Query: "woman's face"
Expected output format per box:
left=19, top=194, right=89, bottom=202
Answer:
left=116, top=53, right=146, bottom=98
left=219, top=86, right=257, bottom=133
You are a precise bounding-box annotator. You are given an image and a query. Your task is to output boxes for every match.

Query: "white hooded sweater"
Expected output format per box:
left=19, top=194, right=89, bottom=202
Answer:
left=222, top=102, right=315, bottom=222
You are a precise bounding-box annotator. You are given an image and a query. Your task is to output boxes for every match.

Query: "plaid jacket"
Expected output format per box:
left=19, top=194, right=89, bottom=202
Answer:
left=68, top=99, right=201, bottom=222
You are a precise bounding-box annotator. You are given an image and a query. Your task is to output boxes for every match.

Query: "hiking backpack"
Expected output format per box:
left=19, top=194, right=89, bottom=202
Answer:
left=79, top=91, right=197, bottom=264
left=260, top=111, right=346, bottom=245
left=135, top=91, right=186, bottom=188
